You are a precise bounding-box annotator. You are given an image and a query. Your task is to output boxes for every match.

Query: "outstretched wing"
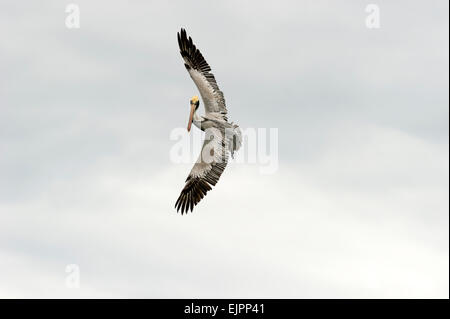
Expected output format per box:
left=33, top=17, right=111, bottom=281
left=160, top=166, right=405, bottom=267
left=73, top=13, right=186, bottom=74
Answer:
left=177, top=28, right=227, bottom=119
left=175, top=127, right=228, bottom=214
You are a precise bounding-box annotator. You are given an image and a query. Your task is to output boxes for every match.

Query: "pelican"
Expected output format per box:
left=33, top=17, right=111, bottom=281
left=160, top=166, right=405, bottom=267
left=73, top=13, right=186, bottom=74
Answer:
left=175, top=28, right=242, bottom=215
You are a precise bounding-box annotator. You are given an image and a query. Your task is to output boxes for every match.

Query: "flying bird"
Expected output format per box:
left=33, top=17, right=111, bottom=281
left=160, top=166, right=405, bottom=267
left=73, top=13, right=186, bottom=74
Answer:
left=175, top=28, right=242, bottom=215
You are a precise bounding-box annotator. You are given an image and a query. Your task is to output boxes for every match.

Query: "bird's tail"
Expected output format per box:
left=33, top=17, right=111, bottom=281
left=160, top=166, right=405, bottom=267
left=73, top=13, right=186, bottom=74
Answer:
left=226, top=123, right=242, bottom=158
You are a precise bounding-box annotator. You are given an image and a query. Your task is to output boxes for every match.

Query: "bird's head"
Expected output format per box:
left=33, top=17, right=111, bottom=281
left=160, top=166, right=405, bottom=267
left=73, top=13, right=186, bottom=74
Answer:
left=187, top=95, right=200, bottom=132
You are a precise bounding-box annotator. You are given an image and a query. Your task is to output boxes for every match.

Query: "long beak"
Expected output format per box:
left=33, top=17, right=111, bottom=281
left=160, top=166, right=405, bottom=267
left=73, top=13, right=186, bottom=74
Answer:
left=187, top=103, right=195, bottom=132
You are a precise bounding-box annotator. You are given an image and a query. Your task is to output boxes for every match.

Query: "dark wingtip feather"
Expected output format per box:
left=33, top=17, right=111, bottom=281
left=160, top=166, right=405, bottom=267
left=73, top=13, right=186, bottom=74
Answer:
left=174, top=158, right=227, bottom=215
left=176, top=28, right=213, bottom=75
left=175, top=177, right=211, bottom=215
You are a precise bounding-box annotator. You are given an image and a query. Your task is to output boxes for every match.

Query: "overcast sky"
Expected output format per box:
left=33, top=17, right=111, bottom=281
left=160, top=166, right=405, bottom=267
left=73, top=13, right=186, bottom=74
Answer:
left=0, top=0, right=448, bottom=298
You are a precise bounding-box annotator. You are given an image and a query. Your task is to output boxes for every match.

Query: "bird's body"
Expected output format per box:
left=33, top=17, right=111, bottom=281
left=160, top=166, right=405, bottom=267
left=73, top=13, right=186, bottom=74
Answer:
left=175, top=28, right=241, bottom=214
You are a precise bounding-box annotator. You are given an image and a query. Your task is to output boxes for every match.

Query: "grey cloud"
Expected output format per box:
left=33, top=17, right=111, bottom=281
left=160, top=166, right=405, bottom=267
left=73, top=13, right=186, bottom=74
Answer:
left=0, top=0, right=448, bottom=298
